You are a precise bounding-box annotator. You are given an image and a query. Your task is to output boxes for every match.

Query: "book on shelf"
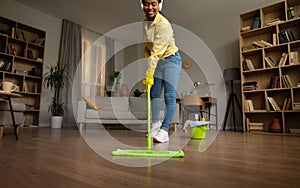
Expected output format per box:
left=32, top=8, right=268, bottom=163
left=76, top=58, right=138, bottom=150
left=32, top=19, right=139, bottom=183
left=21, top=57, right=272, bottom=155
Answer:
left=11, top=27, right=15, bottom=38
left=243, top=81, right=258, bottom=91
left=253, top=41, right=264, bottom=48
left=244, top=99, right=254, bottom=112
left=285, top=74, right=293, bottom=87
left=4, top=61, right=12, bottom=71
left=279, top=30, right=295, bottom=43
left=265, top=57, right=276, bottom=67
left=265, top=98, right=270, bottom=111
left=269, top=76, right=280, bottom=89
left=241, top=26, right=251, bottom=32
left=282, top=98, right=288, bottom=110
left=27, top=49, right=34, bottom=59
left=278, top=53, right=288, bottom=66
left=16, top=30, right=25, bottom=40
left=267, top=97, right=277, bottom=111
left=259, top=40, right=272, bottom=47
left=272, top=33, right=277, bottom=45
left=0, top=59, right=6, bottom=70
left=253, top=40, right=272, bottom=48
left=281, top=74, right=293, bottom=88
left=290, top=51, right=299, bottom=65
left=245, top=118, right=250, bottom=132
left=252, top=109, right=267, bottom=112
left=249, top=125, right=264, bottom=131
left=265, top=18, right=284, bottom=26
left=21, top=31, right=26, bottom=41
left=287, top=7, right=296, bottom=20
left=36, top=58, right=43, bottom=62
left=252, top=17, right=260, bottom=29
left=289, top=129, right=300, bottom=134
left=294, top=103, right=300, bottom=110
left=284, top=98, right=292, bottom=110
left=23, top=48, right=27, bottom=58
left=33, top=37, right=45, bottom=46
left=243, top=85, right=258, bottom=91
left=38, top=38, right=45, bottom=46
left=242, top=45, right=257, bottom=52
left=267, top=97, right=281, bottom=111
left=285, top=30, right=295, bottom=42
left=243, top=81, right=258, bottom=86
left=245, top=118, right=264, bottom=132
left=242, top=59, right=254, bottom=70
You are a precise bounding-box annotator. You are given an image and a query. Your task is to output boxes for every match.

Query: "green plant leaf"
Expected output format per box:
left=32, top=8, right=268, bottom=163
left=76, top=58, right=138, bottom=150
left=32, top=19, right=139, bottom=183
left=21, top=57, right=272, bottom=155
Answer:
left=43, top=61, right=69, bottom=116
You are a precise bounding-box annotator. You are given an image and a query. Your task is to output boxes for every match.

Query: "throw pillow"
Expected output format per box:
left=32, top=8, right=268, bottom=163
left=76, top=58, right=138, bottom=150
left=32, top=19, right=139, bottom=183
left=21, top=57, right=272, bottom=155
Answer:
left=83, top=96, right=101, bottom=110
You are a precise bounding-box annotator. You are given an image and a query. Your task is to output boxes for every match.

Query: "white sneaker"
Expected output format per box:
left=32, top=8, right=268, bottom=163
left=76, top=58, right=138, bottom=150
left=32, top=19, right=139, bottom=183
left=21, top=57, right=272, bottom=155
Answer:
left=146, top=121, right=161, bottom=138
left=153, top=129, right=169, bottom=143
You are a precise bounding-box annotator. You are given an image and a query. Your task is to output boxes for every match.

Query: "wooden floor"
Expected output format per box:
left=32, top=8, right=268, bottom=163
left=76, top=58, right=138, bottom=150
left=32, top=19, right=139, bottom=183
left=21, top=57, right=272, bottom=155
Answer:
left=0, top=126, right=300, bottom=188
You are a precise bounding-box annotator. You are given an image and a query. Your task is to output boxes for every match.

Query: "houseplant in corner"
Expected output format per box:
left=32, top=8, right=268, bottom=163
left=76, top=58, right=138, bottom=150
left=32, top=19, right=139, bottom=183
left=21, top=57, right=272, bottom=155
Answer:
left=43, top=61, right=69, bottom=128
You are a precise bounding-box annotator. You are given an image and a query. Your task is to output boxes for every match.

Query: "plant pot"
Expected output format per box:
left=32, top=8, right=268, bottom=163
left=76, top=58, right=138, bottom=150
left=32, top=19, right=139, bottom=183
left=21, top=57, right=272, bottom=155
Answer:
left=51, top=116, right=63, bottom=128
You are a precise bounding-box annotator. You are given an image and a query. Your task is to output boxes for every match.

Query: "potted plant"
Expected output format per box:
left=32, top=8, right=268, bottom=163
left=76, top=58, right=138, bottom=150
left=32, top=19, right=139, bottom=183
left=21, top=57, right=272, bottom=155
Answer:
left=133, top=89, right=143, bottom=97
left=43, top=61, right=69, bottom=128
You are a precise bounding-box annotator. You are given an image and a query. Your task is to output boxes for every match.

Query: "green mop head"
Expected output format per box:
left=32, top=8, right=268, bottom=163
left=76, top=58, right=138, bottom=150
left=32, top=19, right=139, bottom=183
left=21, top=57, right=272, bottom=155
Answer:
left=112, top=149, right=184, bottom=158
left=111, top=84, right=185, bottom=158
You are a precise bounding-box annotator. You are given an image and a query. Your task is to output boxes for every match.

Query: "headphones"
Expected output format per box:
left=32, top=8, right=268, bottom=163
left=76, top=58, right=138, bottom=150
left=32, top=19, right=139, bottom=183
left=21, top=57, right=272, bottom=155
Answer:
left=140, top=0, right=164, bottom=11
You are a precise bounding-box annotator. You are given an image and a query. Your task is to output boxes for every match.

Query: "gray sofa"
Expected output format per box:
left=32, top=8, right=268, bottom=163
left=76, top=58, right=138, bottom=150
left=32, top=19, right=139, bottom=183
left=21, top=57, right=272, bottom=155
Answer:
left=76, top=96, right=180, bottom=133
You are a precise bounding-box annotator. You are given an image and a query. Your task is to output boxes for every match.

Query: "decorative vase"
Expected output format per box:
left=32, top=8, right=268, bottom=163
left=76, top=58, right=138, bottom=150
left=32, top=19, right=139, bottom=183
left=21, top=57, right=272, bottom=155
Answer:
left=113, top=79, right=120, bottom=92
left=120, top=84, right=129, bottom=97
left=271, top=118, right=281, bottom=133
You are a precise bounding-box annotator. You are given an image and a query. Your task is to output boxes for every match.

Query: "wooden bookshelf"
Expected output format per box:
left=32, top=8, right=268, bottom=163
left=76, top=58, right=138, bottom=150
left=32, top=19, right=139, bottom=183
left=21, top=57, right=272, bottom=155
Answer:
left=239, top=0, right=300, bottom=135
left=0, top=16, right=45, bottom=126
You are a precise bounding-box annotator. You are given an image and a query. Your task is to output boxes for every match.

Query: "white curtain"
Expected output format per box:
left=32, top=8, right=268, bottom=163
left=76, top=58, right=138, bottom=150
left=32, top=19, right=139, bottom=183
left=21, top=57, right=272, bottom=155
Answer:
left=82, top=37, right=106, bottom=96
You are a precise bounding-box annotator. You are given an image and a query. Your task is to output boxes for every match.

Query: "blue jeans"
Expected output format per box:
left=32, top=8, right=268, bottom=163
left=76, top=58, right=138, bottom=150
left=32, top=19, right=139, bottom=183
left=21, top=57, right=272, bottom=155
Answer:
left=151, top=51, right=182, bottom=131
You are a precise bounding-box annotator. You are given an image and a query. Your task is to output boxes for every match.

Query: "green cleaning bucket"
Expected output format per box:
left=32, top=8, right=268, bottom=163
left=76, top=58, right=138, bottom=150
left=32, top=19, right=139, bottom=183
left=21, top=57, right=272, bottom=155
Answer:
left=190, top=125, right=208, bottom=139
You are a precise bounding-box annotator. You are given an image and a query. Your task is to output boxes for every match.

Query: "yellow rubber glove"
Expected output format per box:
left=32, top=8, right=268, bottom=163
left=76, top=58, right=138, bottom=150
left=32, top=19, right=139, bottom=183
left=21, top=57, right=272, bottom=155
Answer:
left=143, top=67, right=155, bottom=92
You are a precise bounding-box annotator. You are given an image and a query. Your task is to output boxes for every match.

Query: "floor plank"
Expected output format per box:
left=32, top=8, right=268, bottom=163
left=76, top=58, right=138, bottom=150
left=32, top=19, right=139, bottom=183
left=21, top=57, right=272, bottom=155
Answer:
left=0, top=126, right=300, bottom=188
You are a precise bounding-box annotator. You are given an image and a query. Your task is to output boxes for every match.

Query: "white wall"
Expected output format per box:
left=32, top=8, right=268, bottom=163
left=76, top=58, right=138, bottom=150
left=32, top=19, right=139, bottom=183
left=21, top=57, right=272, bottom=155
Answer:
left=0, top=0, right=280, bottom=128
left=0, top=0, right=61, bottom=127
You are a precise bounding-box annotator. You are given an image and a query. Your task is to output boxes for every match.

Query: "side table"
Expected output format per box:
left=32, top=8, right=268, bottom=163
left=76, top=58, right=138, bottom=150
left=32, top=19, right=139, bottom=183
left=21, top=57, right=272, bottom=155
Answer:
left=0, top=91, right=22, bottom=140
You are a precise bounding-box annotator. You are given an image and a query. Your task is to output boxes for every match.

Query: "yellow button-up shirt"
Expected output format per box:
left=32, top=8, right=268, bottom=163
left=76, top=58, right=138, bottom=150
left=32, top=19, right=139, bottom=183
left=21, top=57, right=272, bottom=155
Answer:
left=143, top=12, right=178, bottom=69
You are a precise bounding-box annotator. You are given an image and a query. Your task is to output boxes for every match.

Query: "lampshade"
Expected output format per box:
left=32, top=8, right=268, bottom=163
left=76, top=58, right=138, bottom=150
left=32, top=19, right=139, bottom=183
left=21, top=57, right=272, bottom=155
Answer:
left=223, top=67, right=241, bottom=81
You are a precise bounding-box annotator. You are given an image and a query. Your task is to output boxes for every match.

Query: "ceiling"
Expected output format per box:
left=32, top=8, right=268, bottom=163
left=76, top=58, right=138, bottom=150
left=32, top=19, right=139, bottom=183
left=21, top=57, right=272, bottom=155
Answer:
left=12, top=0, right=263, bottom=34
left=13, top=0, right=165, bottom=34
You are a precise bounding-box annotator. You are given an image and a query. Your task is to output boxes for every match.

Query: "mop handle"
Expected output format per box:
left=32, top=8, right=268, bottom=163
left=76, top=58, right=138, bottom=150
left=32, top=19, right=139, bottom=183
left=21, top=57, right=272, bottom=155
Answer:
left=147, top=84, right=151, bottom=150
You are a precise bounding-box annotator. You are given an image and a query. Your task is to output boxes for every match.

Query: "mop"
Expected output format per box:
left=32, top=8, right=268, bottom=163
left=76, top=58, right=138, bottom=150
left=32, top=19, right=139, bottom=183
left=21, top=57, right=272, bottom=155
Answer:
left=112, top=84, right=184, bottom=158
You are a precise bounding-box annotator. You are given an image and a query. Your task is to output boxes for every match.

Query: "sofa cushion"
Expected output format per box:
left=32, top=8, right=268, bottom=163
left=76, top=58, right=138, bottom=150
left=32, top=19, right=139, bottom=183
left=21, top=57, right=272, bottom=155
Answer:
left=85, top=109, right=147, bottom=120
left=94, top=96, right=129, bottom=111
left=129, top=97, right=147, bottom=112
left=0, top=99, right=26, bottom=112
left=129, top=97, right=147, bottom=118
left=0, top=111, right=24, bottom=125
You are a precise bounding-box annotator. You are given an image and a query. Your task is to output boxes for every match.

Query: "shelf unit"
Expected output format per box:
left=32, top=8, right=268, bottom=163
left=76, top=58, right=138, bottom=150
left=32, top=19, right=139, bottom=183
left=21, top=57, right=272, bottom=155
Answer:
left=0, top=16, right=45, bottom=126
left=239, top=0, right=300, bottom=135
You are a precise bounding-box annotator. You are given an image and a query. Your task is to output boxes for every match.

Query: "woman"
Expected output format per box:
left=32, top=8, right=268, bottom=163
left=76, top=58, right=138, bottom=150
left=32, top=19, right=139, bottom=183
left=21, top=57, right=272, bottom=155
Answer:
left=141, top=0, right=182, bottom=143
